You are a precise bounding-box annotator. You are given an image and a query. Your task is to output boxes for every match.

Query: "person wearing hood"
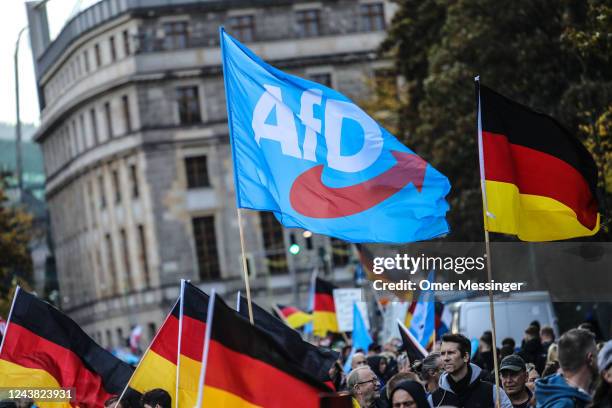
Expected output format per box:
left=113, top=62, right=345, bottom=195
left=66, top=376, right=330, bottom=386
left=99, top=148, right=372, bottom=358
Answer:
left=429, top=333, right=512, bottom=408
left=390, top=380, right=430, bottom=408
left=535, top=328, right=597, bottom=408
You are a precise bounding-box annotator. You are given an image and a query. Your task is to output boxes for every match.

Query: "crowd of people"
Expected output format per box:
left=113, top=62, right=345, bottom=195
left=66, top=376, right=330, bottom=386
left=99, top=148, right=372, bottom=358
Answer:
left=339, top=322, right=612, bottom=408
left=1, top=322, right=610, bottom=408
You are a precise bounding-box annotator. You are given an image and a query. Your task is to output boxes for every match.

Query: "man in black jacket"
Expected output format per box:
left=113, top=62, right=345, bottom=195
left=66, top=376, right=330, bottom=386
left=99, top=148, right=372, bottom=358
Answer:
left=429, top=333, right=512, bottom=408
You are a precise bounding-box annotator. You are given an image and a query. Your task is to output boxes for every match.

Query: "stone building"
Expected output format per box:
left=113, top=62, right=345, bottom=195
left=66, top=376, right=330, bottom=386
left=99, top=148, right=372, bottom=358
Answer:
left=26, top=0, right=396, bottom=347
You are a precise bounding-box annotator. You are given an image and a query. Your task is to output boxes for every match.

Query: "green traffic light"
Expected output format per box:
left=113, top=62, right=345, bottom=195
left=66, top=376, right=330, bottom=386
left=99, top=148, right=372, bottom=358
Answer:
left=289, top=243, right=300, bottom=255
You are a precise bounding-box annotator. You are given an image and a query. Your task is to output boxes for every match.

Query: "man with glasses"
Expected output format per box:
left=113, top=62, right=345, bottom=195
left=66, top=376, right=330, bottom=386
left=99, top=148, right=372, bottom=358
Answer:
left=347, top=365, right=382, bottom=407
left=500, top=355, right=534, bottom=408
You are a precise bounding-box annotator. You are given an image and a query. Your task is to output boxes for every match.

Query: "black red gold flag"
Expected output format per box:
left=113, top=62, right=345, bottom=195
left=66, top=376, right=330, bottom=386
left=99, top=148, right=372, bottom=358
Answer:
left=477, top=82, right=600, bottom=241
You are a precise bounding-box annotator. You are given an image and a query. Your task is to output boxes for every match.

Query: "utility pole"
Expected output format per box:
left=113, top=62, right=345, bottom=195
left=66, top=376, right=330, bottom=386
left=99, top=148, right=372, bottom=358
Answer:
left=15, top=26, right=28, bottom=202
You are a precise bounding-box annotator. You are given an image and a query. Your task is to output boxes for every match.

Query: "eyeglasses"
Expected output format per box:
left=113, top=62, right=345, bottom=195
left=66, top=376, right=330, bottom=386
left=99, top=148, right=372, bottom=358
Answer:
left=356, top=378, right=379, bottom=387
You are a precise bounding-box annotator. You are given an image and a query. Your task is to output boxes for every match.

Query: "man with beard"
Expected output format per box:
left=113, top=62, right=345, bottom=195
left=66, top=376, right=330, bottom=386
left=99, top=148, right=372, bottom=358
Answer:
left=535, top=329, right=597, bottom=408
left=348, top=365, right=382, bottom=407
left=500, top=355, right=534, bottom=408
left=430, top=333, right=512, bottom=408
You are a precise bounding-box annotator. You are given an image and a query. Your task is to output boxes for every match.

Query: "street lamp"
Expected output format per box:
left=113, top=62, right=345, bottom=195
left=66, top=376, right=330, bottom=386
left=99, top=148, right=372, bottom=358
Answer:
left=15, top=26, right=28, bottom=202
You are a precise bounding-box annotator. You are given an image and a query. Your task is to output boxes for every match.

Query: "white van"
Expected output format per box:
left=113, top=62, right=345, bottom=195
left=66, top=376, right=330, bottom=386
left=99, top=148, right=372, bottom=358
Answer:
left=447, top=291, right=559, bottom=346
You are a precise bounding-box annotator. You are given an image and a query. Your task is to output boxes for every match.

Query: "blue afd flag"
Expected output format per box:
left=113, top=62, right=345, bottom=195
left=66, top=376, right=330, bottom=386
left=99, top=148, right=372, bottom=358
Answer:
left=220, top=28, right=450, bottom=243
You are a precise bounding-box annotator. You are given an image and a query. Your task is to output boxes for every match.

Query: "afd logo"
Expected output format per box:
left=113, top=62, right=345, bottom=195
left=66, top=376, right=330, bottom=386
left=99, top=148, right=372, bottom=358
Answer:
left=251, top=85, right=426, bottom=219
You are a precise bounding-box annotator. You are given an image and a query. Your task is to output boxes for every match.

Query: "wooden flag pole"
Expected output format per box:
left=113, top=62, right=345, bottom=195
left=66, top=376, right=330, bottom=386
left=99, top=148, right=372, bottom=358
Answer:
left=475, top=76, right=502, bottom=408
left=237, top=208, right=254, bottom=324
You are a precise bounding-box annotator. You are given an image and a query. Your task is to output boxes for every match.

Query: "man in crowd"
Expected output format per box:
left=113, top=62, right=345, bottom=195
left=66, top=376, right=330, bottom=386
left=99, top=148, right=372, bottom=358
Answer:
left=352, top=352, right=369, bottom=370
left=430, top=333, right=512, bottom=408
left=141, top=389, right=171, bottom=408
left=500, top=354, right=534, bottom=408
left=347, top=365, right=382, bottom=407
left=535, top=329, right=597, bottom=408
left=540, top=327, right=555, bottom=354
left=519, top=325, right=546, bottom=374
left=420, top=352, right=443, bottom=394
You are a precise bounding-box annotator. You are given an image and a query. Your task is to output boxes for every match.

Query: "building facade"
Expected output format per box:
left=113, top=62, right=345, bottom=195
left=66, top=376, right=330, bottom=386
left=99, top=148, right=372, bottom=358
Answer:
left=27, top=0, right=396, bottom=347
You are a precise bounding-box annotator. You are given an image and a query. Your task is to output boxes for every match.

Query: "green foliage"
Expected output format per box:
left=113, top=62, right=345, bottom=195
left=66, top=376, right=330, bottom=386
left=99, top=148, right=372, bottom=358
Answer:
left=0, top=175, right=33, bottom=317
left=377, top=0, right=612, bottom=240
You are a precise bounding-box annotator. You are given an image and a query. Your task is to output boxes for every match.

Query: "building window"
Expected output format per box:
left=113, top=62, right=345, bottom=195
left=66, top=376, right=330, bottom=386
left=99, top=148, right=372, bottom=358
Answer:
left=71, top=120, right=79, bottom=154
left=296, top=9, right=320, bottom=37
left=129, top=164, right=139, bottom=198
left=120, top=229, right=132, bottom=291
left=90, top=108, right=99, bottom=145
left=122, top=95, right=132, bottom=133
left=147, top=322, right=157, bottom=341
left=105, top=233, right=118, bottom=293
left=309, top=73, right=332, bottom=88
left=123, top=30, right=131, bottom=56
left=176, top=86, right=201, bottom=125
left=106, top=329, right=113, bottom=348
left=138, top=225, right=150, bottom=288
left=361, top=3, right=385, bottom=31
left=109, top=36, right=117, bottom=62
left=260, top=212, right=288, bottom=275
left=331, top=238, right=350, bottom=267
left=112, top=169, right=121, bottom=203
left=94, top=43, right=102, bottom=67
left=98, top=175, right=106, bottom=208
left=104, top=102, right=113, bottom=138
left=83, top=51, right=90, bottom=73
left=116, top=327, right=124, bottom=347
left=192, top=216, right=221, bottom=281
left=89, top=180, right=97, bottom=226
left=229, top=15, right=255, bottom=42
left=185, top=155, right=210, bottom=188
left=79, top=114, right=87, bottom=149
left=163, top=21, right=189, bottom=50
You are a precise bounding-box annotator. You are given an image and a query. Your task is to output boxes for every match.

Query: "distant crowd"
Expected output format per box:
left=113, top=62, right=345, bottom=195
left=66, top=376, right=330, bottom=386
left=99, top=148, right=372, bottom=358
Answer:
left=339, top=321, right=611, bottom=408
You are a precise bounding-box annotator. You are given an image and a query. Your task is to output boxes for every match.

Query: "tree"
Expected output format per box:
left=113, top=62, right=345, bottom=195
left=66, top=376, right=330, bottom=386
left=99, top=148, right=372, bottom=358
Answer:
left=378, top=0, right=612, bottom=240
left=0, top=174, right=33, bottom=317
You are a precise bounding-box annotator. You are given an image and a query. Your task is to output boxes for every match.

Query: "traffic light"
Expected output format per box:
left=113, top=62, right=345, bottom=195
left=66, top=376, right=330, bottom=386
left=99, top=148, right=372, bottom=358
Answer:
left=289, top=233, right=300, bottom=255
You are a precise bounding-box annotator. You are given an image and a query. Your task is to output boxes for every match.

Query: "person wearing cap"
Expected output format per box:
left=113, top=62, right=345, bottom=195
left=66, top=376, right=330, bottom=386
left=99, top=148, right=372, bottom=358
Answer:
left=500, top=355, right=534, bottom=408
left=593, top=340, right=612, bottom=408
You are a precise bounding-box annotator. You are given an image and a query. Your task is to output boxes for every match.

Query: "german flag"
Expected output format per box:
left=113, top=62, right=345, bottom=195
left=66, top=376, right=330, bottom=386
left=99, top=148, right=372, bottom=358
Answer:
left=238, top=296, right=338, bottom=386
left=125, top=300, right=179, bottom=405
left=313, top=277, right=338, bottom=336
left=478, top=83, right=600, bottom=241
left=0, top=288, right=133, bottom=407
left=177, top=282, right=209, bottom=407
left=274, top=304, right=313, bottom=329
left=200, top=294, right=326, bottom=407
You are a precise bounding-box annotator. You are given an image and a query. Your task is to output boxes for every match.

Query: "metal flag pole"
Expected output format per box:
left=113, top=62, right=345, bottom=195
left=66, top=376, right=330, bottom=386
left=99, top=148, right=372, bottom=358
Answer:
left=195, top=289, right=216, bottom=407
left=175, top=279, right=186, bottom=407
left=475, top=76, right=502, bottom=408
left=0, top=286, right=20, bottom=356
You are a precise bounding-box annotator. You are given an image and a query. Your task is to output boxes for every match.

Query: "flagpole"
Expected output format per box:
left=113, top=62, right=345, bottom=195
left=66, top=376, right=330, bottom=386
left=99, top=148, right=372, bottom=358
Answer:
left=0, top=286, right=20, bottom=356
left=175, top=279, right=186, bottom=407
left=237, top=209, right=254, bottom=324
left=115, top=298, right=180, bottom=408
left=475, top=76, right=502, bottom=408
left=195, top=290, right=216, bottom=407
left=236, top=290, right=241, bottom=311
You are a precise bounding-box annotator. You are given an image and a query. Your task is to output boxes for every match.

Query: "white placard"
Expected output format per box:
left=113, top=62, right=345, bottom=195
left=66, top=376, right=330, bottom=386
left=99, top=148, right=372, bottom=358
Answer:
left=333, top=288, right=369, bottom=332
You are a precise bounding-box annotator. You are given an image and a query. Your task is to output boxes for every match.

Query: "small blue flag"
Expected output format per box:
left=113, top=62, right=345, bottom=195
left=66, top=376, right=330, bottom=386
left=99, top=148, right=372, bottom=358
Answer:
left=409, top=271, right=436, bottom=348
left=344, top=302, right=372, bottom=373
left=220, top=28, right=450, bottom=243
